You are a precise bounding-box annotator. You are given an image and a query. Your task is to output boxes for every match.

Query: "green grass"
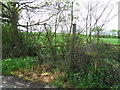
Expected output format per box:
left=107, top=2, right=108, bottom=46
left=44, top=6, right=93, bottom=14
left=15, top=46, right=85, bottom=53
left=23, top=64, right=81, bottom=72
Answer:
left=100, top=38, right=120, bottom=45
left=2, top=57, right=37, bottom=75
left=26, top=33, right=119, bottom=45
left=22, top=32, right=119, bottom=45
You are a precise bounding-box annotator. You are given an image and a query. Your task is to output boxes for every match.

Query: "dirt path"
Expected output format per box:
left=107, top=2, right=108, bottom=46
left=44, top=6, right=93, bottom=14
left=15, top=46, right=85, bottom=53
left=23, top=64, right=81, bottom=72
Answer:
left=0, top=75, right=52, bottom=88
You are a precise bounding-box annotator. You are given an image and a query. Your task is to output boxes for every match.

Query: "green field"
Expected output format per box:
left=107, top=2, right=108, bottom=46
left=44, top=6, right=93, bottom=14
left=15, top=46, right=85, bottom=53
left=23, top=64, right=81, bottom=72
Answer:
left=100, top=38, right=120, bottom=45
left=23, top=32, right=120, bottom=45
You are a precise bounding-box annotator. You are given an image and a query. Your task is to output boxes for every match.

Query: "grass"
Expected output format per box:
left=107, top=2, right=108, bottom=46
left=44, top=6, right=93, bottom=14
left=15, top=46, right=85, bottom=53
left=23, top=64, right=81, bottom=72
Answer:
left=2, top=57, right=37, bottom=75
left=23, top=32, right=119, bottom=45
left=100, top=38, right=120, bottom=45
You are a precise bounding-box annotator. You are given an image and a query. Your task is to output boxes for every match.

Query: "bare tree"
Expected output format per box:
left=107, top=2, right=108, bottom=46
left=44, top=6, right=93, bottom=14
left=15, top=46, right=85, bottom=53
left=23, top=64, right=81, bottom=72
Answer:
left=75, top=0, right=118, bottom=42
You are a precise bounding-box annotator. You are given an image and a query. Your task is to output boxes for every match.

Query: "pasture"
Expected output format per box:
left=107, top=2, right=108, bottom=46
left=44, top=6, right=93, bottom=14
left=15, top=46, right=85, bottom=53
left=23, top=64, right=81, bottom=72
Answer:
left=100, top=38, right=120, bottom=45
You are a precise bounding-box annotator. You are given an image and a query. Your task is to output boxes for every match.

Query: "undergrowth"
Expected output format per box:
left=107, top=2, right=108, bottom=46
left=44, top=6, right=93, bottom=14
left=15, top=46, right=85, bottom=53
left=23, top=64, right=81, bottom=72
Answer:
left=2, top=57, right=37, bottom=75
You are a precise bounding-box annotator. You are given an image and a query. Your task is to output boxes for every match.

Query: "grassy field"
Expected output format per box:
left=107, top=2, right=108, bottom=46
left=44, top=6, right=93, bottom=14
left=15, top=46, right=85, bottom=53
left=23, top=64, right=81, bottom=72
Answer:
left=100, top=38, right=120, bottom=45
left=23, top=32, right=119, bottom=45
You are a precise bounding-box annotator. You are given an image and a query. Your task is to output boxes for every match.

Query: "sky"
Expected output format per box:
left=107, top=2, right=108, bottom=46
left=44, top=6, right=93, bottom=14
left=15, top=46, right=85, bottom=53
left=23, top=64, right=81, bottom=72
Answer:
left=75, top=0, right=120, bottom=31
left=18, top=0, right=120, bottom=33
left=103, top=0, right=119, bottom=30
left=37, top=0, right=120, bottom=31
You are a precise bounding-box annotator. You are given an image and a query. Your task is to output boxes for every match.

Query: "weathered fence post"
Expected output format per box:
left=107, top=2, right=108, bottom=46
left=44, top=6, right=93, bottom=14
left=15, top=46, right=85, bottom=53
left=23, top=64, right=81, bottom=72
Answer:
left=61, top=45, right=65, bottom=60
left=70, top=24, right=77, bottom=71
left=70, top=23, right=76, bottom=69
left=26, top=22, right=28, bottom=34
left=71, top=24, right=76, bottom=60
left=38, top=45, right=43, bottom=64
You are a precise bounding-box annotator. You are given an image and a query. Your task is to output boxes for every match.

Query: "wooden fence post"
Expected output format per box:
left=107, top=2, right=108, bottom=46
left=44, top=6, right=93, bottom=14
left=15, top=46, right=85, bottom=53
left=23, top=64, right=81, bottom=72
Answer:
left=71, top=24, right=76, bottom=60
left=38, top=45, right=43, bottom=64
left=26, top=22, right=28, bottom=34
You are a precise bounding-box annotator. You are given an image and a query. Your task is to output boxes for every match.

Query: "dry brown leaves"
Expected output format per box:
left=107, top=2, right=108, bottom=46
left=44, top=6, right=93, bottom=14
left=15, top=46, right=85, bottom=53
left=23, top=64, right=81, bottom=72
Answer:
left=11, top=64, right=64, bottom=83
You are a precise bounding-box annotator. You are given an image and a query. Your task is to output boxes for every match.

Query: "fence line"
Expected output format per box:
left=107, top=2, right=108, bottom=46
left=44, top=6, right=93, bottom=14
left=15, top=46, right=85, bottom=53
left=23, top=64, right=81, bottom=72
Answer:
left=37, top=24, right=77, bottom=64
left=38, top=44, right=69, bottom=63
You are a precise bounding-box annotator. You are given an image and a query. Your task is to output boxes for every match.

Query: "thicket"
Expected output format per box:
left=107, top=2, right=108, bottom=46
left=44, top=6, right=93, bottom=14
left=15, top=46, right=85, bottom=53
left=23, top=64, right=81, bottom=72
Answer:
left=49, top=41, right=120, bottom=88
left=2, top=24, right=38, bottom=58
left=2, top=24, right=120, bottom=88
left=64, top=42, right=120, bottom=88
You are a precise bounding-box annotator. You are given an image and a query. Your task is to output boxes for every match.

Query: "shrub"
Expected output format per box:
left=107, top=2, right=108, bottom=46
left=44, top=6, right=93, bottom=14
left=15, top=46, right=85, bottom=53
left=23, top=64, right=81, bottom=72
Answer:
left=64, top=41, right=120, bottom=88
left=65, top=65, right=120, bottom=88
left=2, top=24, right=38, bottom=58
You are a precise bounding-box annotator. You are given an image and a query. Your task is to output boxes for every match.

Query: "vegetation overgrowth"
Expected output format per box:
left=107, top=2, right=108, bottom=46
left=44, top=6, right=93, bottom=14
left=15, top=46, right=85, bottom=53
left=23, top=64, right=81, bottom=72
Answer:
left=2, top=32, right=120, bottom=88
left=2, top=26, right=120, bottom=88
left=1, top=1, right=120, bottom=89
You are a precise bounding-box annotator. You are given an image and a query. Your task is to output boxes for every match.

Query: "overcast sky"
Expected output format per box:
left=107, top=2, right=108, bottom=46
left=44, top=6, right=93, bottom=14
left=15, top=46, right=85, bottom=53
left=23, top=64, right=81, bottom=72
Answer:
left=76, top=0, right=119, bottom=31
left=18, top=0, right=120, bottom=33
left=103, top=0, right=119, bottom=30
